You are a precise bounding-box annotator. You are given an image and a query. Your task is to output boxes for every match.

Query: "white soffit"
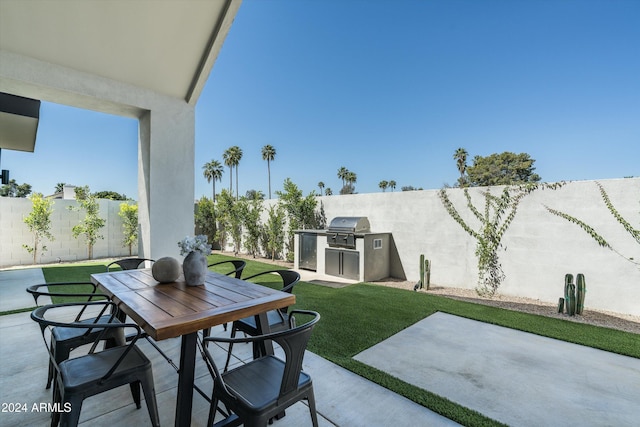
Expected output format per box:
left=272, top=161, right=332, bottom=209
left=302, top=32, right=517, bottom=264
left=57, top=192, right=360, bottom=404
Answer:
left=0, top=0, right=241, bottom=104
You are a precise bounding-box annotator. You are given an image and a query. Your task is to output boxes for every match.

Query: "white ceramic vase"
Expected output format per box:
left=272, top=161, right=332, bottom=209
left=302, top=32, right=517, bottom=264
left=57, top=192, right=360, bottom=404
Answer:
left=183, top=251, right=207, bottom=286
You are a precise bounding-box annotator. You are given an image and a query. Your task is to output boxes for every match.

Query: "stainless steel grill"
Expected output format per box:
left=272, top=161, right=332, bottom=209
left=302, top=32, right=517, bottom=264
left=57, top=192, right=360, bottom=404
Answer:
left=326, top=217, right=370, bottom=249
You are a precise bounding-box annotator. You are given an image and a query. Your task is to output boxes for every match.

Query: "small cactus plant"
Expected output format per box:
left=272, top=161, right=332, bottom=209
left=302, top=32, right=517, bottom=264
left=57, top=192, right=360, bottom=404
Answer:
left=425, top=258, right=431, bottom=290
left=576, top=274, right=586, bottom=315
left=564, top=274, right=576, bottom=316
left=415, top=255, right=432, bottom=291
left=562, top=273, right=586, bottom=316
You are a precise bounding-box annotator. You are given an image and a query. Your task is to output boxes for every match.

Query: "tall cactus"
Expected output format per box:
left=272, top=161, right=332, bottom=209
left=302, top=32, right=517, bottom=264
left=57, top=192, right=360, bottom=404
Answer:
left=576, top=274, right=586, bottom=315
left=418, top=254, right=425, bottom=289
left=564, top=274, right=576, bottom=316
left=425, top=258, right=431, bottom=290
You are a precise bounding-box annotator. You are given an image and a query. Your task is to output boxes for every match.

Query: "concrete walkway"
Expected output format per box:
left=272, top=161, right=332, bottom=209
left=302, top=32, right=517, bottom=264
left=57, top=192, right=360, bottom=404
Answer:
left=355, top=312, right=640, bottom=427
left=0, top=267, right=46, bottom=312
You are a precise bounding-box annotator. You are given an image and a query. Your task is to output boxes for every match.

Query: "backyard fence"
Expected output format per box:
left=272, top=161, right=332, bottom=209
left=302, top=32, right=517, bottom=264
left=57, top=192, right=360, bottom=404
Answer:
left=0, top=198, right=134, bottom=266
left=1, top=178, right=639, bottom=316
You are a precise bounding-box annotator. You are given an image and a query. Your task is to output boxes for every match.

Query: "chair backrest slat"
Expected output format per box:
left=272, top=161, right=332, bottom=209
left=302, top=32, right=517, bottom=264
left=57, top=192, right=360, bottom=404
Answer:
left=107, top=258, right=155, bottom=271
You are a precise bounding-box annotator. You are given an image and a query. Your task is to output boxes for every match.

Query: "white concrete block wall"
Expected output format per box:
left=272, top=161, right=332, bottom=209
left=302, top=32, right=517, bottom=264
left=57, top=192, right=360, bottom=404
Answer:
left=2, top=177, right=638, bottom=315
left=0, top=198, right=134, bottom=266
left=268, top=178, right=640, bottom=316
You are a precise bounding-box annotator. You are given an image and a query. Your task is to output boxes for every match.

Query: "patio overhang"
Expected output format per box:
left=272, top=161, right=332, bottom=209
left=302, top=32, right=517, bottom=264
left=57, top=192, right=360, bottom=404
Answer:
left=0, top=0, right=243, bottom=260
left=0, top=92, right=40, bottom=153
left=0, top=0, right=240, bottom=107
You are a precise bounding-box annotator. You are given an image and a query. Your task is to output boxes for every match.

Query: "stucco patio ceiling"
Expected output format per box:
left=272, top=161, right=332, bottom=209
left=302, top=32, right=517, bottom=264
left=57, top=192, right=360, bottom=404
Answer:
left=0, top=0, right=241, bottom=152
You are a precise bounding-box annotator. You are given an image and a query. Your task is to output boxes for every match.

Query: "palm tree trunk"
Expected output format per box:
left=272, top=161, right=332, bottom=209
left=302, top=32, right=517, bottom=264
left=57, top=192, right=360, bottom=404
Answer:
left=267, top=160, right=271, bottom=199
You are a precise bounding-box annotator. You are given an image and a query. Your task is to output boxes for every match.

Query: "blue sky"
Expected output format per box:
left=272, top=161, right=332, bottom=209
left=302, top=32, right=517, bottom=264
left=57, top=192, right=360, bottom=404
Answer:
left=3, top=0, right=639, bottom=200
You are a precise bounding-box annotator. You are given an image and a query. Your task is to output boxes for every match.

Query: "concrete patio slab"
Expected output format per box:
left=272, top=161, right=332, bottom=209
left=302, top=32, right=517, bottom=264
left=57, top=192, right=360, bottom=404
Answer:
left=354, top=312, right=640, bottom=427
left=0, top=267, right=46, bottom=312
left=0, top=265, right=460, bottom=427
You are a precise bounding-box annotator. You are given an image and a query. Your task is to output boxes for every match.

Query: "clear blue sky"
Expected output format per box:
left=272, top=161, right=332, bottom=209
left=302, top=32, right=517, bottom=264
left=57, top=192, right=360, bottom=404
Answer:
left=4, top=0, right=639, bottom=200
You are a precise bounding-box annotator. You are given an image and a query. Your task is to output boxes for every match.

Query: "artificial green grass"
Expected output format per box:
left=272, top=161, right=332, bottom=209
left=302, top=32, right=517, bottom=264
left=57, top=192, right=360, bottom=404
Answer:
left=41, top=262, right=113, bottom=303
left=32, top=254, right=639, bottom=426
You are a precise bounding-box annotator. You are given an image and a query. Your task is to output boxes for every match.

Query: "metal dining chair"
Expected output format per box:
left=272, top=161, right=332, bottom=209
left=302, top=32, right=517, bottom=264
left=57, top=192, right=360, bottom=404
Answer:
left=202, top=310, right=320, bottom=427
left=31, top=301, right=160, bottom=427
left=106, top=257, right=155, bottom=271
left=26, top=282, right=124, bottom=390
left=208, top=259, right=246, bottom=279
left=204, top=259, right=248, bottom=335
left=223, top=269, right=300, bottom=371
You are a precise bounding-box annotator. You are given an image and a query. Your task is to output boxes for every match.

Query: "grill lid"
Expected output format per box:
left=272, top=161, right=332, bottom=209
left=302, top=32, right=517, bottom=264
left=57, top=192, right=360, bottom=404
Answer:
left=327, top=217, right=371, bottom=233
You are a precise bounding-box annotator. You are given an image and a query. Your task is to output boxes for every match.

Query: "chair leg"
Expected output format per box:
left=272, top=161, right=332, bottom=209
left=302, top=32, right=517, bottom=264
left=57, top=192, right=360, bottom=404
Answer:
left=140, top=372, right=161, bottom=427
left=223, top=327, right=237, bottom=372
left=46, top=359, right=54, bottom=390
left=202, top=327, right=210, bottom=347
left=129, top=380, right=142, bottom=409
left=59, top=395, right=83, bottom=427
left=52, top=342, right=72, bottom=390
left=307, top=388, right=319, bottom=427
left=207, top=395, right=219, bottom=427
left=51, top=383, right=61, bottom=427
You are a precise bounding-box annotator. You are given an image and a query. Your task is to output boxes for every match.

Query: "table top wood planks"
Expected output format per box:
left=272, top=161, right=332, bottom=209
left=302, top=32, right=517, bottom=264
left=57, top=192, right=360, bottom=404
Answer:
left=91, top=268, right=296, bottom=341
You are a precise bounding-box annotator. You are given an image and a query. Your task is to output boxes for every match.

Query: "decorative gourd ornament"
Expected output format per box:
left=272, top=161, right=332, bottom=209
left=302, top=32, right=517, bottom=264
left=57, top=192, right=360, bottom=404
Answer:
left=152, top=257, right=180, bottom=283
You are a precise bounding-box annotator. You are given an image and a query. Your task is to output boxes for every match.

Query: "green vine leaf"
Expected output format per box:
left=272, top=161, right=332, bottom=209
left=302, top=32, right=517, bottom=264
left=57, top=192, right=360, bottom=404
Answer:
left=596, top=181, right=640, bottom=245
left=544, top=205, right=611, bottom=248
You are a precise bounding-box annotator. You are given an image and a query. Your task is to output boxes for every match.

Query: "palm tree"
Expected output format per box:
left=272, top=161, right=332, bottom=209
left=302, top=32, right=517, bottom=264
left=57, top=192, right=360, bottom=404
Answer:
left=223, top=148, right=234, bottom=193
left=337, top=167, right=348, bottom=188
left=325, top=188, right=333, bottom=196
left=202, top=160, right=223, bottom=203
left=346, top=171, right=357, bottom=186
left=379, top=180, right=388, bottom=192
left=230, top=146, right=243, bottom=200
left=342, top=171, right=357, bottom=194
left=261, top=145, right=276, bottom=199
left=389, top=180, right=396, bottom=192
left=54, top=183, right=66, bottom=193
left=453, top=148, right=468, bottom=187
left=318, top=181, right=325, bottom=195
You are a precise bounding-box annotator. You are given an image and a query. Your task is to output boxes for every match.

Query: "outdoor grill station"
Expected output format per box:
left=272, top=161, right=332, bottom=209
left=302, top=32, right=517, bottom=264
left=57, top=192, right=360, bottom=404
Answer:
left=294, top=216, right=391, bottom=282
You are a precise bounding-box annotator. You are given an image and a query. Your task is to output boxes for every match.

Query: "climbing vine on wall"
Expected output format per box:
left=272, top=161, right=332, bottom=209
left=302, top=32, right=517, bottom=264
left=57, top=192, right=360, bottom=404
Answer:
left=439, top=183, right=562, bottom=296
left=545, top=181, right=639, bottom=266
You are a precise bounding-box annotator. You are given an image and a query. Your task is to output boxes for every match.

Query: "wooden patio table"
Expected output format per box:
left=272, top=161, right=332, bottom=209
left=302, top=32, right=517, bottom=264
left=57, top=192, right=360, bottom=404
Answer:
left=91, top=268, right=296, bottom=427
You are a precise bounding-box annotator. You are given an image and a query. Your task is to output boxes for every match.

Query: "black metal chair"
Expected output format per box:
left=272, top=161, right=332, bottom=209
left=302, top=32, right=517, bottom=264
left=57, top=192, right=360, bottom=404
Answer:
left=203, top=310, right=320, bottom=427
left=204, top=260, right=247, bottom=335
left=208, top=259, right=246, bottom=279
left=223, top=269, right=300, bottom=371
left=26, top=282, right=124, bottom=390
left=31, top=301, right=160, bottom=427
left=106, top=257, right=155, bottom=271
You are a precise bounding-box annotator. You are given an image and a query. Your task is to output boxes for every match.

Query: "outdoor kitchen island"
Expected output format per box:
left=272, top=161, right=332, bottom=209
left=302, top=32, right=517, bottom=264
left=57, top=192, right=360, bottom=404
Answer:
left=294, top=217, right=391, bottom=282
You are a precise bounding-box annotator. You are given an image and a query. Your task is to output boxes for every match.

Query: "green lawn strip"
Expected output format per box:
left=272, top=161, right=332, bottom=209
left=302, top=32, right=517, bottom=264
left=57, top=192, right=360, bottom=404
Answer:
left=41, top=262, right=113, bottom=304
left=0, top=307, right=37, bottom=316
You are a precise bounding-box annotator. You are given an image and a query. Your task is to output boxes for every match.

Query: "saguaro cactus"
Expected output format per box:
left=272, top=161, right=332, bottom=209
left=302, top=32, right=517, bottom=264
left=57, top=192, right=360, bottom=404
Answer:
left=419, top=254, right=425, bottom=289
left=576, top=274, right=586, bottom=315
left=564, top=274, right=576, bottom=316
left=424, top=258, right=431, bottom=290
left=415, top=255, right=432, bottom=291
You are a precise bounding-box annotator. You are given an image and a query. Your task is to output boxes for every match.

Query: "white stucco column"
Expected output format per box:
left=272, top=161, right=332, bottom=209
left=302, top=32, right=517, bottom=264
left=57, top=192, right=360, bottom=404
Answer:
left=138, top=103, right=195, bottom=261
